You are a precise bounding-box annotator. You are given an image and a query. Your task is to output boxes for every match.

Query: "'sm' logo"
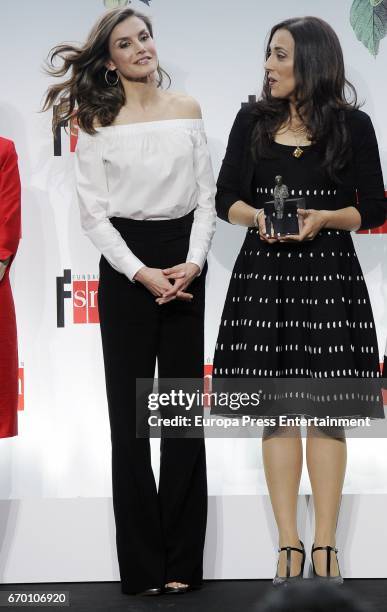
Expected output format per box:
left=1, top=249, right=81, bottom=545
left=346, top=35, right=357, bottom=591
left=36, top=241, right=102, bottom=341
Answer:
left=56, top=269, right=99, bottom=327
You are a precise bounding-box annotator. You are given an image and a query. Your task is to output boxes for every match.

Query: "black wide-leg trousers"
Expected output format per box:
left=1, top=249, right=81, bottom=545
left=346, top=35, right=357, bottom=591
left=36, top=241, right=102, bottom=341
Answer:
left=97, top=212, right=207, bottom=594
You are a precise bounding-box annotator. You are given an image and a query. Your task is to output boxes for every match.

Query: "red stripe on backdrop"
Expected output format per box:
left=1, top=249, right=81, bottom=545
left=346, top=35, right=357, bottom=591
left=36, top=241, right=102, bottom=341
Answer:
left=70, top=116, right=78, bottom=153
left=18, top=366, right=24, bottom=411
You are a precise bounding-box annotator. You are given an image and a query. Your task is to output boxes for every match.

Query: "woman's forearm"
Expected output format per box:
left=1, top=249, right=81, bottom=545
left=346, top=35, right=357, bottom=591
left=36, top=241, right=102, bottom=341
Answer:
left=228, top=200, right=258, bottom=226
left=321, top=206, right=362, bottom=232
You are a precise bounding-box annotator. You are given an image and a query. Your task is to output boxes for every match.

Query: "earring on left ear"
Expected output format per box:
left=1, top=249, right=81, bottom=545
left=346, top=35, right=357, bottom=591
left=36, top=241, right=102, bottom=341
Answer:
left=105, top=69, right=119, bottom=86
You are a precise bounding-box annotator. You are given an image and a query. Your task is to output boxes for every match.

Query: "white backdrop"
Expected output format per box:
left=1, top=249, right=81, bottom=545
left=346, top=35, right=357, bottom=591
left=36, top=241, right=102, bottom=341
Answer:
left=0, top=0, right=386, bottom=581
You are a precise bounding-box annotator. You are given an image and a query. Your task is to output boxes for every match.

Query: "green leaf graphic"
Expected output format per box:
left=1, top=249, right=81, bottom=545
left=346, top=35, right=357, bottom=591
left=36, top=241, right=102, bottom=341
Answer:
left=104, top=0, right=129, bottom=8
left=350, top=0, right=387, bottom=56
left=103, top=0, right=151, bottom=6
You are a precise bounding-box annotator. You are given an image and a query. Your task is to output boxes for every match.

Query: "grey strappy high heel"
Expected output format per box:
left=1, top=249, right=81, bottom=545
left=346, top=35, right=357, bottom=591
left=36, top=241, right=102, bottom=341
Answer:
left=273, top=540, right=305, bottom=586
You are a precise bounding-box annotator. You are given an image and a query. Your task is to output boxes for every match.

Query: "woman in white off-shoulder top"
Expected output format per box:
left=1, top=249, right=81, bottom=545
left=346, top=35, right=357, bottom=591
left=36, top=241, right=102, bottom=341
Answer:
left=43, top=7, right=216, bottom=596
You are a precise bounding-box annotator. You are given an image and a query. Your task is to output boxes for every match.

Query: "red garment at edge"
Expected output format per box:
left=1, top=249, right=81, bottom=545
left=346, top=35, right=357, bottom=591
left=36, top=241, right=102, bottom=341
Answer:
left=0, top=137, right=21, bottom=438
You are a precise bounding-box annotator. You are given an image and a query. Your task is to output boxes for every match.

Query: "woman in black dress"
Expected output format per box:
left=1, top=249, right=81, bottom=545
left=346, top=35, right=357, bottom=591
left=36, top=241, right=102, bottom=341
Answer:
left=213, top=17, right=386, bottom=585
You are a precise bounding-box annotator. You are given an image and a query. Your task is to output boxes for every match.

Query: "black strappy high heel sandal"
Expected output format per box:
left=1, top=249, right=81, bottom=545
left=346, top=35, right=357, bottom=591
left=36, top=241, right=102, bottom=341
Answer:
left=310, top=543, right=344, bottom=584
left=273, top=540, right=305, bottom=586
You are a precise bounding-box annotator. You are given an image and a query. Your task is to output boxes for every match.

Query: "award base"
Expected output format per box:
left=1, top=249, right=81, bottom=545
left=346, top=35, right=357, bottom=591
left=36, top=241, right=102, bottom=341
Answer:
left=264, top=197, right=306, bottom=237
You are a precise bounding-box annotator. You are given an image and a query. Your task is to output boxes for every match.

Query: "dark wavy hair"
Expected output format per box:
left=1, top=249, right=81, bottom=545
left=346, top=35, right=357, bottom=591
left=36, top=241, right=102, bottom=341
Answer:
left=251, top=16, right=359, bottom=181
left=41, top=7, right=171, bottom=134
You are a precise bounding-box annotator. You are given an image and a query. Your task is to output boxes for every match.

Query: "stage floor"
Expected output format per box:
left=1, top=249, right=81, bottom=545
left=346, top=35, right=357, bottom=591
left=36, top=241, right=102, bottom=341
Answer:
left=1, top=579, right=386, bottom=611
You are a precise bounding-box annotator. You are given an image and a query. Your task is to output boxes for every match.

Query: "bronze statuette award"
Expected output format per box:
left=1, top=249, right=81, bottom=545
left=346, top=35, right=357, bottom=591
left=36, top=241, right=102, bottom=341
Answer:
left=263, top=176, right=306, bottom=237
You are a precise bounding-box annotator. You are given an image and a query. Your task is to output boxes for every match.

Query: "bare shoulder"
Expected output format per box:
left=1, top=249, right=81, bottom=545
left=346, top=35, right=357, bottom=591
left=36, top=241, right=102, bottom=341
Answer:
left=163, top=91, right=202, bottom=119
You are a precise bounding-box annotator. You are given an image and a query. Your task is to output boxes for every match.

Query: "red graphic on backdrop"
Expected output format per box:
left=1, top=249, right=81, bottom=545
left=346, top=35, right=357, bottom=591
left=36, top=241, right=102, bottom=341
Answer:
left=73, top=280, right=99, bottom=324
left=356, top=189, right=387, bottom=234
left=56, top=269, right=99, bottom=327
left=18, top=366, right=24, bottom=411
left=357, top=221, right=387, bottom=235
left=70, top=116, right=79, bottom=153
left=204, top=363, right=213, bottom=408
left=53, top=107, right=79, bottom=156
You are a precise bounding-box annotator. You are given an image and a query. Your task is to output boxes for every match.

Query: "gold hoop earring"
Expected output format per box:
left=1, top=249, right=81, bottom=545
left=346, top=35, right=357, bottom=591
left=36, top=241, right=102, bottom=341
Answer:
left=105, top=69, right=119, bottom=86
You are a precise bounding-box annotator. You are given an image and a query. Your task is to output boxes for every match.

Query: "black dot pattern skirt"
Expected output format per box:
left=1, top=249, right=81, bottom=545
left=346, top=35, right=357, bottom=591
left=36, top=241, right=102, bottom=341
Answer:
left=212, top=228, right=384, bottom=419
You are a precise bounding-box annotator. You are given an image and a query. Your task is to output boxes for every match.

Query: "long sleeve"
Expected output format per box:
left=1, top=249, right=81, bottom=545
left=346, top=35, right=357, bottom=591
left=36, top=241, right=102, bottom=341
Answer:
left=74, top=134, right=144, bottom=282
left=186, top=128, right=217, bottom=272
left=342, top=111, right=386, bottom=230
left=0, top=139, right=21, bottom=262
left=216, top=107, right=252, bottom=222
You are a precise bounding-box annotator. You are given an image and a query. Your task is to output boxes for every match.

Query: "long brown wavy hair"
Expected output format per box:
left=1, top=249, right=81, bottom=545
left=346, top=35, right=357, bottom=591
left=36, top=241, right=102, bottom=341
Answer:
left=41, top=7, right=171, bottom=134
left=251, top=16, right=359, bottom=182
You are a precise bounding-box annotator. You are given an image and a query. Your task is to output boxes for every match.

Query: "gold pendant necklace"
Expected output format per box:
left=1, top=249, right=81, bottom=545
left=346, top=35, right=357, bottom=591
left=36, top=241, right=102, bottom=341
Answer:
left=289, top=123, right=307, bottom=158
left=278, top=122, right=308, bottom=158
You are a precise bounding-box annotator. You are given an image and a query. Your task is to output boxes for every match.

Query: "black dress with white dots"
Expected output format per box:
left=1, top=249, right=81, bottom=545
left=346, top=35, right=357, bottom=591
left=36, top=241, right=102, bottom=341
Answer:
left=213, top=106, right=386, bottom=419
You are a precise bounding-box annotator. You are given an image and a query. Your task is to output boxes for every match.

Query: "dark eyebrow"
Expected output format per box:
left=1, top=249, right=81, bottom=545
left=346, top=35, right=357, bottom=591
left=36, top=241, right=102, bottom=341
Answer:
left=113, top=29, right=149, bottom=44
left=270, top=45, right=288, bottom=52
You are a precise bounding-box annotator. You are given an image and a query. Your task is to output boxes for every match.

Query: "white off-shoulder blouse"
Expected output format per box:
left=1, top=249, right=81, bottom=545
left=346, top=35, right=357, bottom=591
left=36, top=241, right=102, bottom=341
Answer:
left=74, top=118, right=217, bottom=281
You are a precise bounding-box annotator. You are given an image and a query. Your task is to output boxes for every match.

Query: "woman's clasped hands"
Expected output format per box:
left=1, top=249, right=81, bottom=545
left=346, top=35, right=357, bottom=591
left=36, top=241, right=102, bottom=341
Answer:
left=134, top=262, right=200, bottom=305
